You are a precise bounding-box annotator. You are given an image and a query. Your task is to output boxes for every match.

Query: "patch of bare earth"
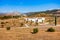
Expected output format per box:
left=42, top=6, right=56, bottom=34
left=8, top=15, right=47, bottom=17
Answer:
left=0, top=27, right=60, bottom=40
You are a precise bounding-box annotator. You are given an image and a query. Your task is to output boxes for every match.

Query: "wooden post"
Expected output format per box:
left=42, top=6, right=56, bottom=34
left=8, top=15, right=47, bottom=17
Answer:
left=55, top=16, right=57, bottom=26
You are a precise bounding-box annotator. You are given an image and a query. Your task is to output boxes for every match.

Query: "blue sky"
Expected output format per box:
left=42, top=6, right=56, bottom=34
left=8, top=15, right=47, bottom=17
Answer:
left=0, top=0, right=60, bottom=13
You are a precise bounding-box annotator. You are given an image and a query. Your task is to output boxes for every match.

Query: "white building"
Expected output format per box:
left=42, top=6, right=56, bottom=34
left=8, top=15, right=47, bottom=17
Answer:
left=24, top=17, right=45, bottom=23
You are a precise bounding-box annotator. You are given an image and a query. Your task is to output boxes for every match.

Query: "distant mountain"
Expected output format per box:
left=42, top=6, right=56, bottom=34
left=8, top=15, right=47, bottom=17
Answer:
left=0, top=12, right=26, bottom=16
left=25, top=9, right=60, bottom=17
left=0, top=9, right=60, bottom=17
left=0, top=12, right=27, bottom=19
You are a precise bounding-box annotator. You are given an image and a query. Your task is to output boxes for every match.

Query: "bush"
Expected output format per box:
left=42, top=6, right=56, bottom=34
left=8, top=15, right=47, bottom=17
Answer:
left=6, top=22, right=8, bottom=23
left=32, top=28, right=38, bottom=34
left=1, top=25, right=4, bottom=28
left=47, top=27, right=55, bottom=32
left=1, top=16, right=12, bottom=19
left=6, top=27, right=10, bottom=30
left=20, top=23, right=24, bottom=27
left=1, top=22, right=5, bottom=24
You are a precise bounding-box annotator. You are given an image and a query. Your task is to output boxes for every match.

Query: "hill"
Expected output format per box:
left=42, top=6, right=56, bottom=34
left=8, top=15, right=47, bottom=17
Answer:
left=0, top=12, right=25, bottom=16
left=25, top=9, right=60, bottom=17
left=0, top=12, right=27, bottom=19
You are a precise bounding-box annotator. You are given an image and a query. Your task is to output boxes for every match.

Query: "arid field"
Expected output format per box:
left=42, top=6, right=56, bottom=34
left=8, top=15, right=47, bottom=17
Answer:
left=0, top=17, right=60, bottom=40
left=0, top=26, right=60, bottom=40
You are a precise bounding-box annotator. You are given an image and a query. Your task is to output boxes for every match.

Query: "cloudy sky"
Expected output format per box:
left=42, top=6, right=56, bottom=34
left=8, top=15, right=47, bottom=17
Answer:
left=0, top=0, right=60, bottom=13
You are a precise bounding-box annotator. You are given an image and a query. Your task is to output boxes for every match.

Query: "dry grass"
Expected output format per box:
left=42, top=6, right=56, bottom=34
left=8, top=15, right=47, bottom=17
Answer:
left=0, top=17, right=60, bottom=40
left=0, top=26, right=60, bottom=40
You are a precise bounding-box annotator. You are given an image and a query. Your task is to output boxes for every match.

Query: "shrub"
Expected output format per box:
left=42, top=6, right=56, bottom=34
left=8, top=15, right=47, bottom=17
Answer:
left=1, top=22, right=4, bottom=24
left=20, top=23, right=24, bottom=27
left=47, top=27, right=55, bottom=32
left=13, top=16, right=20, bottom=18
left=32, top=28, right=38, bottom=34
left=6, top=22, right=8, bottom=23
left=0, top=16, right=12, bottom=19
left=1, top=25, right=4, bottom=28
left=6, top=27, right=10, bottom=30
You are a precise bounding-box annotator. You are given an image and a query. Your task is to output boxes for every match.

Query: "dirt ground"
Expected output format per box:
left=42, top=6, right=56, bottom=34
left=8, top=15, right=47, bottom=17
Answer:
left=0, top=17, right=60, bottom=40
left=0, top=26, right=60, bottom=40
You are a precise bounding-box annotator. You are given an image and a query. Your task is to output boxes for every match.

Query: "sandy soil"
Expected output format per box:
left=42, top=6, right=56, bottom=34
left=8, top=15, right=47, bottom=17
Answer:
left=0, top=26, right=60, bottom=40
left=0, top=17, right=60, bottom=40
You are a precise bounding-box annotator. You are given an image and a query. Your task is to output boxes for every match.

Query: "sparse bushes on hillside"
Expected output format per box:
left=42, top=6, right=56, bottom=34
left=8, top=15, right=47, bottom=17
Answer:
left=47, top=27, right=55, bottom=32
left=13, top=16, right=21, bottom=18
left=0, top=16, right=21, bottom=19
left=2, top=16, right=12, bottom=19
left=32, top=28, right=38, bottom=34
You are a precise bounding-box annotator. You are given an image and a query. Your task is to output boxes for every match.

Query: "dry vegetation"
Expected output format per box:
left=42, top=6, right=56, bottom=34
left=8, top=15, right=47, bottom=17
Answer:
left=0, top=26, right=60, bottom=40
left=0, top=14, right=60, bottom=40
